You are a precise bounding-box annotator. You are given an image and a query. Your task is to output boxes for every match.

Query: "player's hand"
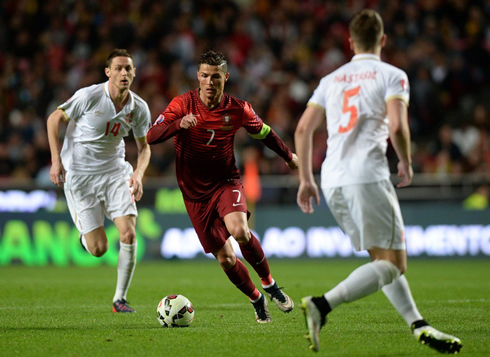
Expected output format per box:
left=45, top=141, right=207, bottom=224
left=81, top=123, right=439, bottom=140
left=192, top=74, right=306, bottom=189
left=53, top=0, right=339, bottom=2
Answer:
left=286, top=153, right=299, bottom=170
left=49, top=161, right=66, bottom=188
left=129, top=175, right=144, bottom=201
left=396, top=161, right=413, bottom=188
left=180, top=114, right=198, bottom=129
left=297, top=180, right=320, bottom=214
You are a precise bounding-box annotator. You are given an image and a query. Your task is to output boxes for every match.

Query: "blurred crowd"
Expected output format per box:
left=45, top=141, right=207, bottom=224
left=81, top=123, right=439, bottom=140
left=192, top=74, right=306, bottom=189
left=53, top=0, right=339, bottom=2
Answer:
left=1, top=0, right=490, bottom=187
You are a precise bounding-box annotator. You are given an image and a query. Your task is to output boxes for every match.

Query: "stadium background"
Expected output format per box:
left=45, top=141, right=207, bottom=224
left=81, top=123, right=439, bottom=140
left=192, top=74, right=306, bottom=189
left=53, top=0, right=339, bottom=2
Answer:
left=1, top=0, right=490, bottom=265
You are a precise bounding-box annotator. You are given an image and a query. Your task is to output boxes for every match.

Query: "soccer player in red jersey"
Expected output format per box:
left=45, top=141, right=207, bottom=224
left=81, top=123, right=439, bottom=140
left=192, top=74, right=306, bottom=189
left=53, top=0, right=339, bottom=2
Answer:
left=147, top=50, right=299, bottom=323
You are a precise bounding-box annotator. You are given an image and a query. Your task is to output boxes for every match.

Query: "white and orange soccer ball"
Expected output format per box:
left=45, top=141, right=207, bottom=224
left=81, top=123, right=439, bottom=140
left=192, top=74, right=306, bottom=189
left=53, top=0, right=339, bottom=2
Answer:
left=157, top=294, right=195, bottom=328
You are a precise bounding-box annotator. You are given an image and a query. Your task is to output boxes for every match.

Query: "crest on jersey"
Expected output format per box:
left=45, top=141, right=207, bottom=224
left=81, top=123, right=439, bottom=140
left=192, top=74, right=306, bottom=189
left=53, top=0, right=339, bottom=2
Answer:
left=221, top=114, right=233, bottom=130
left=124, top=112, right=134, bottom=123
left=400, top=79, right=409, bottom=93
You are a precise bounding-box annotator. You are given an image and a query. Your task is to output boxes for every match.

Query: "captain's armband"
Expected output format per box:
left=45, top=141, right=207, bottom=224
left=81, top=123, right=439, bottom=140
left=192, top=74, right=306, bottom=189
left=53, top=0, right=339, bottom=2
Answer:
left=249, top=123, right=271, bottom=139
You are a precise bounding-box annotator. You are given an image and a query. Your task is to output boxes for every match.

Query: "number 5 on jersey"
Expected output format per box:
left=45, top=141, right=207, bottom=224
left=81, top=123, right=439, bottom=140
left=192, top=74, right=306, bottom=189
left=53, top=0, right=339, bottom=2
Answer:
left=339, top=86, right=360, bottom=133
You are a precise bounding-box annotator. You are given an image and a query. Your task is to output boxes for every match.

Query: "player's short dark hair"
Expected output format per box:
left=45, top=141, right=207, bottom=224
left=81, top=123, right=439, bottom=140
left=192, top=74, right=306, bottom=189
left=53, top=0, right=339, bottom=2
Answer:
left=106, top=49, right=133, bottom=68
left=198, top=50, right=228, bottom=74
left=349, top=9, right=384, bottom=51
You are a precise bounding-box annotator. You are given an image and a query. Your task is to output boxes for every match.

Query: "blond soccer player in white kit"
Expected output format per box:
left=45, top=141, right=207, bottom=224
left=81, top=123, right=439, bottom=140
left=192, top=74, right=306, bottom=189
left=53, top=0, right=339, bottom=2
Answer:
left=47, top=49, right=151, bottom=313
left=295, top=10, right=462, bottom=354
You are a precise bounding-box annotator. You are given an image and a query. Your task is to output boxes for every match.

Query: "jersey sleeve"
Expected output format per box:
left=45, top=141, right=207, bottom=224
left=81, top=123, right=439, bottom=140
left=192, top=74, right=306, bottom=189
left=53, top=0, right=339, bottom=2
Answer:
left=58, top=88, right=89, bottom=121
left=242, top=101, right=264, bottom=136
left=133, top=101, right=151, bottom=138
left=385, top=69, right=410, bottom=105
left=307, top=76, right=328, bottom=110
left=242, top=102, right=293, bottom=162
left=147, top=96, right=185, bottom=144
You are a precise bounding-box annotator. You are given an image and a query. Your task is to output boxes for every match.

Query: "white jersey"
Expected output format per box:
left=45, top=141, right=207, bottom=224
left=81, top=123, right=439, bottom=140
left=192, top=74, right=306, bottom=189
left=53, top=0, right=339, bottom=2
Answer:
left=59, top=82, right=151, bottom=175
left=308, top=54, right=409, bottom=188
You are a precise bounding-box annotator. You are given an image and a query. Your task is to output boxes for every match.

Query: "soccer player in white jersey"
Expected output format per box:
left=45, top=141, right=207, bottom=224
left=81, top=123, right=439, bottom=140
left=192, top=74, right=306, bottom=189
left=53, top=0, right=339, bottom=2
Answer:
left=47, top=49, right=151, bottom=313
left=295, top=10, right=462, bottom=354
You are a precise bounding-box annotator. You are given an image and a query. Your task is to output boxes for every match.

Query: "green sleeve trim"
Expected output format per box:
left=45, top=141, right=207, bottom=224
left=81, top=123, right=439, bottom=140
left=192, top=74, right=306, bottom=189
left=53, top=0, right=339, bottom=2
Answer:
left=57, top=107, right=71, bottom=121
left=386, top=95, right=409, bottom=106
left=307, top=102, right=326, bottom=112
left=249, top=123, right=271, bottom=139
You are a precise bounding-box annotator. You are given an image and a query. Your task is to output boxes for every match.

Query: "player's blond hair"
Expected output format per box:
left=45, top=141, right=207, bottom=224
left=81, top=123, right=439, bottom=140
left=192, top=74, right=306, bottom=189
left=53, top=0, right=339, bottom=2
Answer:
left=349, top=9, right=384, bottom=51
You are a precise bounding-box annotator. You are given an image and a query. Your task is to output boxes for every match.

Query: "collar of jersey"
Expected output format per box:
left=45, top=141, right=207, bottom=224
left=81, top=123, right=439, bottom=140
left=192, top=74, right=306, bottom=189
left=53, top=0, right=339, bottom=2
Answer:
left=351, top=54, right=380, bottom=62
left=103, top=81, right=135, bottom=111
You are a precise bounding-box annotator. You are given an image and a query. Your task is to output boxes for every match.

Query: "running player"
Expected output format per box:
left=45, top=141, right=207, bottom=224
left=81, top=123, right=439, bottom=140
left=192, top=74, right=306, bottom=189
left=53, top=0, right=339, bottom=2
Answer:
left=295, top=9, right=462, bottom=354
left=47, top=49, right=151, bottom=313
left=147, top=50, right=298, bottom=323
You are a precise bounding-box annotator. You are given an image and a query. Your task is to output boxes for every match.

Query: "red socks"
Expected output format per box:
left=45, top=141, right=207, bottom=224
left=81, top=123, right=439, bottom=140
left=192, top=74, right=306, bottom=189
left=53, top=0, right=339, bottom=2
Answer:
left=223, top=258, right=260, bottom=300
left=239, top=234, right=273, bottom=286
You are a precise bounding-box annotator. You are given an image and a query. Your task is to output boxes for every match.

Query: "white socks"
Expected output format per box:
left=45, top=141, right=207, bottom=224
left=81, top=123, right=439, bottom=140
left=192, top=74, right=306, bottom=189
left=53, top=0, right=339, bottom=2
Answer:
left=325, top=260, right=400, bottom=309
left=113, top=241, right=137, bottom=302
left=382, top=274, right=423, bottom=327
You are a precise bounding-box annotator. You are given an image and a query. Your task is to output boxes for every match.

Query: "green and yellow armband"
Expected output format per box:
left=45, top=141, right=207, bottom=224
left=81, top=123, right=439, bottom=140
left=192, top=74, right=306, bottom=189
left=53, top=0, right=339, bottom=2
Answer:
left=249, top=123, right=271, bottom=139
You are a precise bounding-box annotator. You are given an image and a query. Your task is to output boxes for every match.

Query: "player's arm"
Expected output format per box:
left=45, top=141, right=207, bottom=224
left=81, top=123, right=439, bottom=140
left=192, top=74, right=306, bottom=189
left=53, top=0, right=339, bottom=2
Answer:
left=251, top=124, right=299, bottom=170
left=387, top=98, right=413, bottom=188
left=147, top=97, right=194, bottom=145
left=130, top=136, right=151, bottom=201
left=294, top=104, right=324, bottom=214
left=47, top=108, right=69, bottom=188
left=147, top=116, right=182, bottom=144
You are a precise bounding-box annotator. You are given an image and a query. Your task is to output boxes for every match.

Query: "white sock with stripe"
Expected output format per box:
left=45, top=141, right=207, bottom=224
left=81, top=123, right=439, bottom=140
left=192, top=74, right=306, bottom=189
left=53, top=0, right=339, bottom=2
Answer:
left=113, top=241, right=137, bottom=302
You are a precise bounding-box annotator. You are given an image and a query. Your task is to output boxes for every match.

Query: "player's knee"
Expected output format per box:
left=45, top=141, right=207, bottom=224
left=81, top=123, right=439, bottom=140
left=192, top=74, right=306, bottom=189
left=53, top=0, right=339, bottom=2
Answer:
left=217, top=253, right=236, bottom=270
left=396, top=262, right=407, bottom=275
left=91, top=241, right=108, bottom=257
left=119, top=228, right=136, bottom=244
left=229, top=225, right=250, bottom=243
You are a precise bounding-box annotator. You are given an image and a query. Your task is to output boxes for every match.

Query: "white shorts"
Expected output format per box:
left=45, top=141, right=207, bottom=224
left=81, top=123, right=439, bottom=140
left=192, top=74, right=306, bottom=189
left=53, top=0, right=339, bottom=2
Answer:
left=323, top=180, right=406, bottom=251
left=64, top=163, right=137, bottom=235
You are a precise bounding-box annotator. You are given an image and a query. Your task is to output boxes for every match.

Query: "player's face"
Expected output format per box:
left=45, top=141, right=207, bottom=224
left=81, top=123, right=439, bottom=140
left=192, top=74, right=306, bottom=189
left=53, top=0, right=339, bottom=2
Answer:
left=197, top=64, right=229, bottom=105
left=105, top=56, right=135, bottom=91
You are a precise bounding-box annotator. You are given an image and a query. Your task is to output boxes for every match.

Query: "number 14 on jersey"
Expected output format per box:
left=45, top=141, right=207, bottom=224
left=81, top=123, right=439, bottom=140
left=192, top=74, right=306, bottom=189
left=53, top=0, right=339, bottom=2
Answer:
left=105, top=122, right=121, bottom=136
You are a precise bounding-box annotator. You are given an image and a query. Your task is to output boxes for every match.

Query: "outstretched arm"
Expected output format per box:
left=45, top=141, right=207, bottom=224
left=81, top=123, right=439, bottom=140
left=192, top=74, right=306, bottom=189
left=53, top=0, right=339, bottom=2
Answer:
left=253, top=124, right=298, bottom=170
left=387, top=99, right=413, bottom=188
left=294, top=105, right=324, bottom=214
left=47, top=109, right=68, bottom=188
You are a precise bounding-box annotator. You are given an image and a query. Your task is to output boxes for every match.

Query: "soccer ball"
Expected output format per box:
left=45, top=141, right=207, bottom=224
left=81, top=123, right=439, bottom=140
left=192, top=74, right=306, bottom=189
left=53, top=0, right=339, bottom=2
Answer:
left=157, top=294, right=195, bottom=328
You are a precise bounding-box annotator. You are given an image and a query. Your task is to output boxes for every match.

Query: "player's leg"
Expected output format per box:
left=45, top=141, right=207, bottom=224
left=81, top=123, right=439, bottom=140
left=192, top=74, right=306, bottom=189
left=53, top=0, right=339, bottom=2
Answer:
left=104, top=166, right=138, bottom=313
left=183, top=195, right=271, bottom=323
left=301, top=182, right=403, bottom=351
left=374, top=249, right=462, bottom=353
left=222, top=181, right=294, bottom=312
left=111, top=215, right=137, bottom=312
left=301, top=251, right=401, bottom=352
left=64, top=173, right=107, bottom=256
left=213, top=239, right=271, bottom=323
left=225, top=212, right=271, bottom=281
left=82, top=227, right=109, bottom=257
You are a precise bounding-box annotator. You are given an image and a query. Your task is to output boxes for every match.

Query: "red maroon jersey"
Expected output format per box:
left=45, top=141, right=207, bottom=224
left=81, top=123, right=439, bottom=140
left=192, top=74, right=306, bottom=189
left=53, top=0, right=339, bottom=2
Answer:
left=147, top=89, right=264, bottom=201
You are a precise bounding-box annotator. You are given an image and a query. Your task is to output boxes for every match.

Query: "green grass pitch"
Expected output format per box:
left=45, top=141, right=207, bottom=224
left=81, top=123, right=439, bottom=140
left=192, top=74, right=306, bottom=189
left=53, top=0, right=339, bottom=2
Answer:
left=1, top=258, right=488, bottom=356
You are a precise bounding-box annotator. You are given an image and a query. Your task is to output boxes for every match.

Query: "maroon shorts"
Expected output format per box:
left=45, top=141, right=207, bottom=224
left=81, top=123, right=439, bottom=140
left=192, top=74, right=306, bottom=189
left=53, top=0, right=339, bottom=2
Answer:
left=184, top=180, right=249, bottom=254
